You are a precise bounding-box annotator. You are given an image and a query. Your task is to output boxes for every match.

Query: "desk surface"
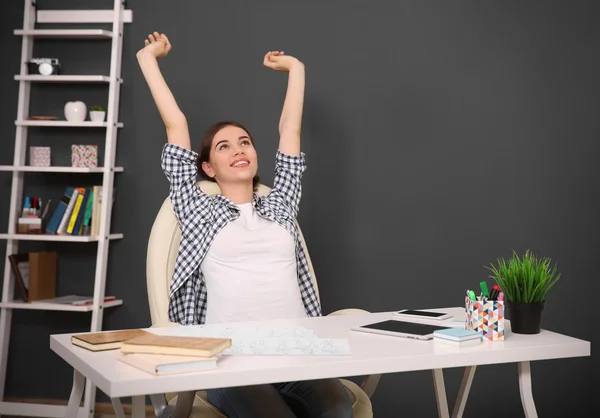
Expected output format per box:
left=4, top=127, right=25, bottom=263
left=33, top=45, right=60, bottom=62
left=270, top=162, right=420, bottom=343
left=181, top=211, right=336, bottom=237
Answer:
left=49, top=307, right=590, bottom=398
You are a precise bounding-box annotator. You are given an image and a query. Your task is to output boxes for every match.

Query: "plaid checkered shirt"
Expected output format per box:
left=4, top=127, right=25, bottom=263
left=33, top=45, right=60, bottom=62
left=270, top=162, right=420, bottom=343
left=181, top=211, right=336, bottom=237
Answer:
left=161, top=143, right=322, bottom=325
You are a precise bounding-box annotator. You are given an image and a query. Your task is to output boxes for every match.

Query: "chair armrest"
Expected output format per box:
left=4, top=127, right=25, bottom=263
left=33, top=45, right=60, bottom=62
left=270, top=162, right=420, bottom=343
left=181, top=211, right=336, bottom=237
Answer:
left=327, top=308, right=371, bottom=316
left=149, top=393, right=169, bottom=418
left=326, top=307, right=382, bottom=398
left=173, top=391, right=195, bottom=418
left=358, top=374, right=381, bottom=398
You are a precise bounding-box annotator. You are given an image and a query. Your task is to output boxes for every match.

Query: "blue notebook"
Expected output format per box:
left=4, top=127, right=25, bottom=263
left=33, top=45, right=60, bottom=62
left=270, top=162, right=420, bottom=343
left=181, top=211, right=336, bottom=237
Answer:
left=433, top=328, right=481, bottom=341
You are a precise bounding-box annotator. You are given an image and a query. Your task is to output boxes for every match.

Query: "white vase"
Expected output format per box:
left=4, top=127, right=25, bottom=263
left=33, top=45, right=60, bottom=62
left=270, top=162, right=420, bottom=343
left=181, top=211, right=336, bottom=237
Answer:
left=90, top=111, right=106, bottom=122
left=64, top=101, right=87, bottom=122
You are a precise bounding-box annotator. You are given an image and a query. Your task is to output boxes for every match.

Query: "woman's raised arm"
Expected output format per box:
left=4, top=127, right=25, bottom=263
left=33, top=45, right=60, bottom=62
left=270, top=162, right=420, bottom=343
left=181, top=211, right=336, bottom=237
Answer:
left=263, top=51, right=305, bottom=156
left=137, top=32, right=191, bottom=150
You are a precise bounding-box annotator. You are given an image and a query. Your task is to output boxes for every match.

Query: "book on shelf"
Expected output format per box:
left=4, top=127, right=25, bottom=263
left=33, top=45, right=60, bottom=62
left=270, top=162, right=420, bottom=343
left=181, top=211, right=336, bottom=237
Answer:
left=117, top=351, right=219, bottom=376
left=8, top=252, right=57, bottom=302
left=31, top=294, right=116, bottom=306
left=41, top=185, right=115, bottom=236
left=71, top=328, right=150, bottom=351
left=120, top=334, right=232, bottom=357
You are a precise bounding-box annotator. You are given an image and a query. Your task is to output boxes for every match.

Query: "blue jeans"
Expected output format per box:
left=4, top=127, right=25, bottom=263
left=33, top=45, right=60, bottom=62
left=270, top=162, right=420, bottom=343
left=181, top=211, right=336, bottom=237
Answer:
left=206, top=378, right=353, bottom=417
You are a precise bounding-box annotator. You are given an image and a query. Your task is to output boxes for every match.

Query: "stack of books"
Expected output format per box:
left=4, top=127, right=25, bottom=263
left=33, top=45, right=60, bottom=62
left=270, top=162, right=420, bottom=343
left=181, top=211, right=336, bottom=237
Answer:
left=433, top=328, right=482, bottom=347
left=71, top=329, right=232, bottom=375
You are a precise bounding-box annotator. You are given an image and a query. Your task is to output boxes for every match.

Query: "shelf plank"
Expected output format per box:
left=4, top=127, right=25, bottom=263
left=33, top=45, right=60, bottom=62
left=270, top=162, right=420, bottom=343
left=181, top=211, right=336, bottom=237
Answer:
left=15, top=75, right=111, bottom=83
left=0, top=299, right=123, bottom=312
left=37, top=9, right=133, bottom=24
left=0, top=166, right=124, bottom=173
left=0, top=233, right=123, bottom=242
left=16, top=120, right=123, bottom=128
left=14, top=29, right=113, bottom=38
left=0, top=401, right=84, bottom=418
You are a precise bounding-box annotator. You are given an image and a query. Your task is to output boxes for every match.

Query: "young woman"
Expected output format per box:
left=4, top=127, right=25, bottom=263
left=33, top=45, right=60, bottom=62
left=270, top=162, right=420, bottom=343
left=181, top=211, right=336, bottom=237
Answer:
left=137, top=32, right=353, bottom=418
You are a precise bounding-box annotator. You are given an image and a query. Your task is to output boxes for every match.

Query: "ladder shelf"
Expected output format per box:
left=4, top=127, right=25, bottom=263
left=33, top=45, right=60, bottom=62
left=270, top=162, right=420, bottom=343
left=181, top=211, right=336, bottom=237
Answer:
left=0, top=2, right=132, bottom=418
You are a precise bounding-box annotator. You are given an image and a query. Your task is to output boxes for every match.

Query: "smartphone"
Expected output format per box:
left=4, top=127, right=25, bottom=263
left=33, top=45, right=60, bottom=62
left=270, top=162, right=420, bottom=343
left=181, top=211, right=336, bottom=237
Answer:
left=392, top=309, right=452, bottom=321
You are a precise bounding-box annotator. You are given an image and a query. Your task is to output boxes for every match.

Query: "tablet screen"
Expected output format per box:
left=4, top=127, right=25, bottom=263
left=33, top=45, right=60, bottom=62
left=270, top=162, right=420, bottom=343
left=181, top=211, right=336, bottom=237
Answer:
left=360, top=320, right=451, bottom=336
left=399, top=310, right=447, bottom=317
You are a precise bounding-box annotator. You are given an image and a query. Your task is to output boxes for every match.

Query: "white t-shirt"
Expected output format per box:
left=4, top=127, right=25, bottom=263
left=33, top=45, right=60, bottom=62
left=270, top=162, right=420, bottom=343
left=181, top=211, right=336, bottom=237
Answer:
left=201, top=202, right=307, bottom=324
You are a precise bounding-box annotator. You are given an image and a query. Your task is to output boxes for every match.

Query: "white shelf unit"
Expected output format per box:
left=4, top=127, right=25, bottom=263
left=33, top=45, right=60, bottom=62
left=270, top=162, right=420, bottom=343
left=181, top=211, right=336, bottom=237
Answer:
left=0, top=3, right=132, bottom=418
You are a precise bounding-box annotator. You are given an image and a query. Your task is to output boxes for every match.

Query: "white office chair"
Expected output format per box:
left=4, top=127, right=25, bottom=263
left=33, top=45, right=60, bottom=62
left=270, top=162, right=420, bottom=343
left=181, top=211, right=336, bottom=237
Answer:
left=146, top=180, right=381, bottom=418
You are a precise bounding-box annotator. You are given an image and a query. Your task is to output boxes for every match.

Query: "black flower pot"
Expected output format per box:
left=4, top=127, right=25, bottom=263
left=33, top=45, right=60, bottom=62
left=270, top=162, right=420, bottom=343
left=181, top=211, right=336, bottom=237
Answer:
left=506, top=301, right=545, bottom=334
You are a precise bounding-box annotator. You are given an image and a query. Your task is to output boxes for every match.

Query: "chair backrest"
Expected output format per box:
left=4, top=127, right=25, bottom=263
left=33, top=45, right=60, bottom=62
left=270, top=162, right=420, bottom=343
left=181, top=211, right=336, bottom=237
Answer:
left=146, top=180, right=319, bottom=326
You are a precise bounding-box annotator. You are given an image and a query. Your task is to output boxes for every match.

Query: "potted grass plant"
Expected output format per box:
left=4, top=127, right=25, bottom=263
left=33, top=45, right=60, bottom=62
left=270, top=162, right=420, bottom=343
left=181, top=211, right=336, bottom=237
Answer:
left=89, top=105, right=106, bottom=122
left=485, top=249, right=561, bottom=334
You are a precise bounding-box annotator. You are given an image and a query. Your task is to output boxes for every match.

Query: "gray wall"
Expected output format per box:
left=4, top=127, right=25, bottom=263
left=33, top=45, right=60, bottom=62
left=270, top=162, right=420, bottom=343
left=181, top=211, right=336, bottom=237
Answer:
left=1, top=0, right=597, bottom=416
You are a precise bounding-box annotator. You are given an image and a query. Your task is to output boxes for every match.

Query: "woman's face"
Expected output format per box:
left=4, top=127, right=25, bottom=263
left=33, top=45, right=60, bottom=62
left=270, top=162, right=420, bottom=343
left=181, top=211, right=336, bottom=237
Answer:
left=201, top=125, right=258, bottom=185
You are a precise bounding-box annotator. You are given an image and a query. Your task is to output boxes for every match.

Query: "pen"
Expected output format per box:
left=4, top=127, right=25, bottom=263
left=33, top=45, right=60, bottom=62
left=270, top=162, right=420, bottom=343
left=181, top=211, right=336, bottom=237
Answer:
left=489, top=285, right=500, bottom=300
left=23, top=197, right=30, bottom=217
left=480, top=281, right=490, bottom=298
left=498, top=292, right=504, bottom=301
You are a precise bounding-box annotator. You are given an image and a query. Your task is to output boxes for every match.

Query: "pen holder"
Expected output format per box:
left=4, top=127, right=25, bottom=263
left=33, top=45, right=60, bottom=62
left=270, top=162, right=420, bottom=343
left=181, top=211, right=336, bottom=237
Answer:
left=465, top=296, right=505, bottom=341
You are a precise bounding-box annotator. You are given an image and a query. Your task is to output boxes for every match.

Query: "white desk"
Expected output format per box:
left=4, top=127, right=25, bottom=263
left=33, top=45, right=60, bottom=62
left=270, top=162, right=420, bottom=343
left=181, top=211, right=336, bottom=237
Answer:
left=50, top=307, right=590, bottom=418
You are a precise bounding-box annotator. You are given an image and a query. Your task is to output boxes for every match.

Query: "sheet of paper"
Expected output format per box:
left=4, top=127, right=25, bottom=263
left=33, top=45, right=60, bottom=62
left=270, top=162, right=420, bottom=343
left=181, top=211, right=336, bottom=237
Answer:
left=168, top=325, right=315, bottom=339
left=165, top=326, right=351, bottom=356
left=224, top=337, right=351, bottom=356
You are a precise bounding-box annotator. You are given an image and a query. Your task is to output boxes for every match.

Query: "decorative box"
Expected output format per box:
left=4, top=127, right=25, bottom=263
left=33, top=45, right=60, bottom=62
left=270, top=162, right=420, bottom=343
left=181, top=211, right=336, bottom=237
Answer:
left=71, top=145, right=98, bottom=168
left=30, top=146, right=51, bottom=167
left=464, top=296, right=505, bottom=341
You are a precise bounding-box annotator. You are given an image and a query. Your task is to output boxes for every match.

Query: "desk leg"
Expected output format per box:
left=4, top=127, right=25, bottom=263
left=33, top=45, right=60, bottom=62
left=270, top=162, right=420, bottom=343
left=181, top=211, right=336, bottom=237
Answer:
left=518, top=361, right=538, bottom=418
left=65, top=369, right=85, bottom=418
left=131, top=396, right=146, bottom=418
left=451, top=366, right=477, bottom=418
left=174, top=391, right=195, bottom=418
left=432, top=369, right=450, bottom=418
left=110, top=398, right=126, bottom=418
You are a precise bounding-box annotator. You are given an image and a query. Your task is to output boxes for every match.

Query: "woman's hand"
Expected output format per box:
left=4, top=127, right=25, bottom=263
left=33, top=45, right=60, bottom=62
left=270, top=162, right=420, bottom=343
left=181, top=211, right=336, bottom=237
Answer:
left=263, top=51, right=304, bottom=72
left=137, top=31, right=172, bottom=60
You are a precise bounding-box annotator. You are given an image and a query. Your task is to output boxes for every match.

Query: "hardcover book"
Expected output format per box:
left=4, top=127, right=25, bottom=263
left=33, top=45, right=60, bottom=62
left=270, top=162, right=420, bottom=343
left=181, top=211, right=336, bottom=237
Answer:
left=117, top=352, right=218, bottom=376
left=120, top=334, right=232, bottom=357
left=71, top=329, right=150, bottom=351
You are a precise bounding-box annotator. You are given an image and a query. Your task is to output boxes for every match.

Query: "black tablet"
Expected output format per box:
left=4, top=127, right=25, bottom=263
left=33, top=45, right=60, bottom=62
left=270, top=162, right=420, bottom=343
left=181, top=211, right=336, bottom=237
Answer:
left=351, top=319, right=452, bottom=340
